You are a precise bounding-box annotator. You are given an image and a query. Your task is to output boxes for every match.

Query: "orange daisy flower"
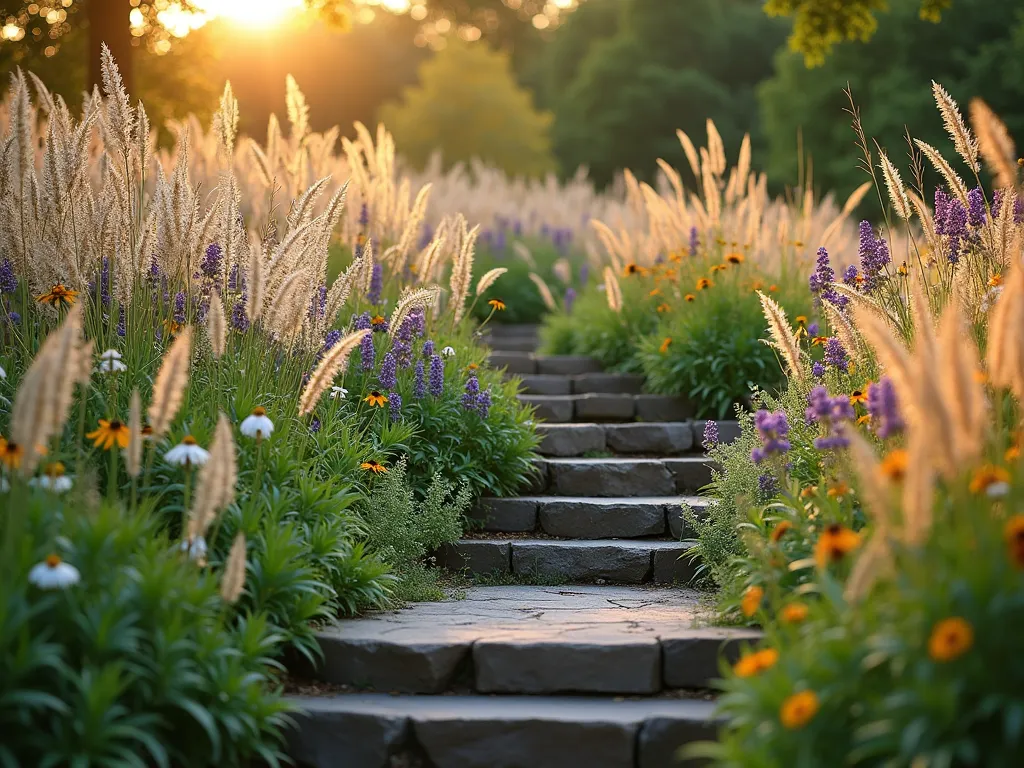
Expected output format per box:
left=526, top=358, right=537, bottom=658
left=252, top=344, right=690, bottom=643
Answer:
left=86, top=418, right=131, bottom=451
left=364, top=391, right=389, bottom=408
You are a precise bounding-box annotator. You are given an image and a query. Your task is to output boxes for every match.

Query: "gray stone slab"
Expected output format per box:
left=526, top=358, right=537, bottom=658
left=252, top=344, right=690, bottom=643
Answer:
left=469, top=498, right=538, bottom=532
left=489, top=351, right=537, bottom=375
left=662, top=628, right=762, bottom=689
left=638, top=716, right=718, bottom=768
left=536, top=423, right=607, bottom=457
left=289, top=694, right=719, bottom=768
left=605, top=422, right=695, bottom=455
left=572, top=372, right=646, bottom=395
left=487, top=324, right=541, bottom=338
left=664, top=458, right=718, bottom=492
left=516, top=374, right=574, bottom=396
left=652, top=544, right=698, bottom=584
left=511, top=539, right=657, bottom=583
left=519, top=394, right=575, bottom=423
left=474, top=635, right=661, bottom=694
left=436, top=540, right=511, bottom=575
left=314, top=636, right=470, bottom=694
left=536, top=355, right=603, bottom=376
left=286, top=703, right=410, bottom=768
left=667, top=498, right=712, bottom=540
left=635, top=394, right=693, bottom=422
left=537, top=497, right=668, bottom=538
left=486, top=336, right=538, bottom=352
left=692, top=420, right=742, bottom=448
left=544, top=458, right=677, bottom=496
left=574, top=393, right=636, bottom=421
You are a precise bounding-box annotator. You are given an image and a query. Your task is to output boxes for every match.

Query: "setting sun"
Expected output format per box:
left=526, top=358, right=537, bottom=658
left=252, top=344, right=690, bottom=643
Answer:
left=192, top=0, right=305, bottom=29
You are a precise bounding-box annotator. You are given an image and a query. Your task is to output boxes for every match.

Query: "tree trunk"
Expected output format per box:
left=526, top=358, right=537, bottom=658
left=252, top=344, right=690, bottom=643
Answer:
left=88, top=0, right=134, bottom=94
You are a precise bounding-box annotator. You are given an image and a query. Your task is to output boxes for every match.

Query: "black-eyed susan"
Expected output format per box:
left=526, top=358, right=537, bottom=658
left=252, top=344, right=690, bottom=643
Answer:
left=365, top=390, right=389, bottom=408
left=814, top=523, right=860, bottom=568
left=696, top=277, right=712, bottom=291
left=488, top=298, right=506, bottom=311
left=656, top=303, right=671, bottom=314
left=684, top=293, right=696, bottom=302
left=879, top=449, right=908, bottom=482
left=990, top=273, right=1003, bottom=287
left=928, top=617, right=974, bottom=662
left=86, top=418, right=131, bottom=451
left=849, top=390, right=867, bottom=405
left=623, top=263, right=644, bottom=277
left=370, top=314, right=387, bottom=328
left=770, top=520, right=793, bottom=543
left=659, top=337, right=672, bottom=355
left=780, top=602, right=809, bottom=624
left=726, top=252, right=745, bottom=265
left=969, top=465, right=1011, bottom=497
left=795, top=315, right=808, bottom=326
left=811, top=336, right=829, bottom=346
left=780, top=690, right=819, bottom=729
left=466, top=362, right=479, bottom=372
left=741, top=585, right=763, bottom=617
left=897, top=261, right=909, bottom=276
left=857, top=414, right=871, bottom=426
left=0, top=436, right=24, bottom=470
left=1004, top=515, right=1024, bottom=568
left=360, top=460, right=388, bottom=475
left=36, top=284, right=79, bottom=309
left=733, top=648, right=778, bottom=678
left=162, top=318, right=183, bottom=337
left=710, top=264, right=727, bottom=274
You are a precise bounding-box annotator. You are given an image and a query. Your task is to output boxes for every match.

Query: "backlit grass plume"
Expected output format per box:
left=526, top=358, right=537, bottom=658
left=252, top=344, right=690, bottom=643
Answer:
left=298, top=329, right=369, bottom=416
left=603, top=266, right=622, bottom=313
left=147, top=326, right=193, bottom=441
left=757, top=290, right=804, bottom=384
left=188, top=413, right=237, bottom=540
left=220, top=533, right=248, bottom=604
left=475, top=268, right=507, bottom=297
left=969, top=97, right=1018, bottom=190
left=9, top=304, right=86, bottom=474
left=528, top=272, right=558, bottom=312
left=932, top=80, right=979, bottom=172
left=207, top=292, right=227, bottom=359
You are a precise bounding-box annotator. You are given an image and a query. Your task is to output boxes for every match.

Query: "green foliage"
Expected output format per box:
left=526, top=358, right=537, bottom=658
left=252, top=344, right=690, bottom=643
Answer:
left=764, top=0, right=953, bottom=66
left=359, top=457, right=470, bottom=602
left=378, top=39, right=556, bottom=177
left=639, top=283, right=810, bottom=419
left=704, top=492, right=1024, bottom=765
left=539, top=276, right=660, bottom=372
left=543, top=0, right=786, bottom=186
left=759, top=0, right=1024, bottom=198
left=0, top=494, right=291, bottom=767
left=470, top=240, right=582, bottom=325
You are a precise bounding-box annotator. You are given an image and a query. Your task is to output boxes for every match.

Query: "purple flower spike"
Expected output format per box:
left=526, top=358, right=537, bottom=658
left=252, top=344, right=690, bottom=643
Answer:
left=0, top=259, right=16, bottom=294
left=360, top=331, right=375, bottom=371
left=703, top=420, right=718, bottom=449
left=367, top=263, right=384, bottom=305
left=389, top=392, right=402, bottom=423
left=414, top=360, right=426, bottom=399
left=429, top=354, right=444, bottom=396
left=751, top=410, right=791, bottom=464
left=823, top=337, right=848, bottom=373
left=867, top=377, right=904, bottom=438
left=379, top=352, right=397, bottom=390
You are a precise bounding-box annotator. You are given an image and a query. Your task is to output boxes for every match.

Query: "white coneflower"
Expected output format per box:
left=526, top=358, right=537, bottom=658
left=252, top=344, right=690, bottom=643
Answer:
left=330, top=386, right=348, bottom=399
left=441, top=346, right=456, bottom=358
left=239, top=407, right=274, bottom=440
left=96, top=348, right=127, bottom=374
left=180, top=535, right=208, bottom=563
left=28, top=554, right=81, bottom=590
left=164, top=435, right=210, bottom=468
left=29, top=462, right=73, bottom=493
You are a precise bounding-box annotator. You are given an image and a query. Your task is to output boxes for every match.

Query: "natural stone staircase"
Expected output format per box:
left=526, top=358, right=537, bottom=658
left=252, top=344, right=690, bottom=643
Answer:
left=284, top=324, right=751, bottom=768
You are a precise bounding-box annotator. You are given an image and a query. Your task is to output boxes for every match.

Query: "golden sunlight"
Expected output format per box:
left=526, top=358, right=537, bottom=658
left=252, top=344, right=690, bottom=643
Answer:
left=192, top=0, right=306, bottom=28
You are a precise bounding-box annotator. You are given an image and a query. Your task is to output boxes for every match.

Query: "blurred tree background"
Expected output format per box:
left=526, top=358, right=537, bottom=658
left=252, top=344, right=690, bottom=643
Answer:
left=0, top=0, right=1021, bottom=198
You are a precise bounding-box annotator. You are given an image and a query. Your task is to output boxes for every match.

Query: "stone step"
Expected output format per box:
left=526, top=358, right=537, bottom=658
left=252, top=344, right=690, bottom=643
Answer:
left=518, top=394, right=638, bottom=423
left=485, top=336, right=539, bottom=353
left=486, top=323, right=541, bottom=338
left=515, top=373, right=647, bottom=397
left=537, top=422, right=697, bottom=456
left=469, top=496, right=710, bottom=539
left=531, top=457, right=717, bottom=496
left=436, top=538, right=697, bottom=584
left=489, top=352, right=603, bottom=376
left=297, top=586, right=758, bottom=696
left=287, top=692, right=718, bottom=768
left=517, top=374, right=574, bottom=396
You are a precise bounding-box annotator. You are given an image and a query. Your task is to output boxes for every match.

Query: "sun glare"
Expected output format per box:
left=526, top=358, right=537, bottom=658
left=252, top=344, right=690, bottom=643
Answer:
left=192, top=0, right=305, bottom=29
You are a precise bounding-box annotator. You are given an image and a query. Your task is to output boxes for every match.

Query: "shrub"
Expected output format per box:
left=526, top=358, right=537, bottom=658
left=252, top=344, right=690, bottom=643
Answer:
left=0, top=493, right=291, bottom=767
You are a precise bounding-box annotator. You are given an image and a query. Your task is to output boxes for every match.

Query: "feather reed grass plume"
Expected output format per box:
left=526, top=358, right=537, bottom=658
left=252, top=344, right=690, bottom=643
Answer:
left=10, top=304, right=85, bottom=474
left=298, top=329, right=369, bottom=416
left=220, top=532, right=247, bottom=603
left=475, top=267, right=507, bottom=297
left=267, top=270, right=311, bottom=342
left=877, top=150, right=912, bottom=220
left=148, top=326, right=193, bottom=441
left=247, top=236, right=265, bottom=322
left=822, top=301, right=865, bottom=367
left=900, top=430, right=935, bottom=546
left=448, top=224, right=480, bottom=324
left=127, top=390, right=142, bottom=478
left=932, top=80, right=979, bottom=171
left=969, top=98, right=1018, bottom=189
left=390, top=286, right=440, bottom=338
left=676, top=129, right=701, bottom=183
left=914, top=139, right=969, bottom=204
left=512, top=240, right=537, bottom=269
left=986, top=262, right=1024, bottom=401
left=843, top=430, right=895, bottom=600
left=188, top=414, right=238, bottom=539
left=938, top=302, right=987, bottom=466
left=207, top=292, right=227, bottom=359
left=528, top=272, right=558, bottom=311
left=603, top=266, right=622, bottom=313
left=757, top=291, right=805, bottom=384
left=853, top=305, right=917, bottom=422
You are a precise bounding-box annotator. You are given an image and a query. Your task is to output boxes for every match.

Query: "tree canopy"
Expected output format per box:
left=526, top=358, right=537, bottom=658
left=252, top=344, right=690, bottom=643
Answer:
left=378, top=39, right=556, bottom=177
